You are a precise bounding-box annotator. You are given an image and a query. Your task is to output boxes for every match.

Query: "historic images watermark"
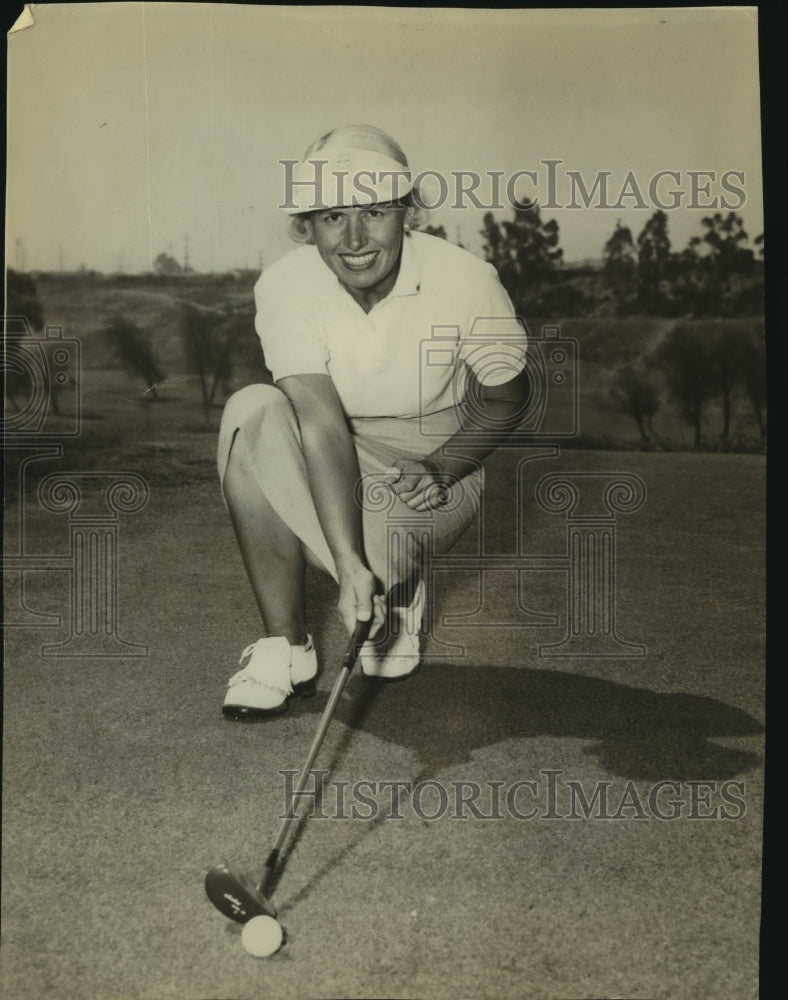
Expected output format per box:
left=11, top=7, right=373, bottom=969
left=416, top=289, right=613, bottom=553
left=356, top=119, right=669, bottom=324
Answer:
left=279, top=160, right=748, bottom=213
left=279, top=769, right=748, bottom=823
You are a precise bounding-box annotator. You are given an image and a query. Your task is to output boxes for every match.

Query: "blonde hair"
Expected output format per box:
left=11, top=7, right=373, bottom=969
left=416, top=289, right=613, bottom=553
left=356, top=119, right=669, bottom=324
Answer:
left=287, top=124, right=428, bottom=242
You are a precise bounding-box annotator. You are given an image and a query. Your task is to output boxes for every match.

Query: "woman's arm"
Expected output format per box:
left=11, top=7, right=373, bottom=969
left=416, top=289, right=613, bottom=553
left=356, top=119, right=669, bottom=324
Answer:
left=428, top=366, right=532, bottom=476
left=386, top=367, right=531, bottom=510
left=277, top=373, right=383, bottom=634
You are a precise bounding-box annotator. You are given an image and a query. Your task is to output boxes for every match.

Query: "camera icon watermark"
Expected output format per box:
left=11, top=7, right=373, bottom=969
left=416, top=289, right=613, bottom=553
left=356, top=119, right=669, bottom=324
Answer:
left=2, top=318, right=81, bottom=439
left=419, top=319, right=578, bottom=443
left=405, top=318, right=645, bottom=659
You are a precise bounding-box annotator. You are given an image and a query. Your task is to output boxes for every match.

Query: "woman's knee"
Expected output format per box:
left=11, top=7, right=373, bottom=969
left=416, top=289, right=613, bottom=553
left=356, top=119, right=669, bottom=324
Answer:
left=218, top=384, right=294, bottom=485
left=220, top=383, right=291, bottom=433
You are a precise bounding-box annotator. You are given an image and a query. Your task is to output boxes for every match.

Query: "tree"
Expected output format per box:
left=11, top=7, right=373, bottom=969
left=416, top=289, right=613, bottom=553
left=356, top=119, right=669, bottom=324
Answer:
left=738, top=323, right=766, bottom=444
left=636, top=210, right=672, bottom=313
left=675, top=213, right=760, bottom=316
left=102, top=316, right=165, bottom=399
left=178, top=301, right=239, bottom=417
left=153, top=252, right=183, bottom=276
left=602, top=221, right=637, bottom=309
left=480, top=211, right=514, bottom=291
left=652, top=324, right=714, bottom=448
left=480, top=204, right=563, bottom=314
left=698, top=212, right=755, bottom=284
left=705, top=322, right=748, bottom=448
left=4, top=271, right=72, bottom=417
left=608, top=364, right=661, bottom=442
left=5, top=270, right=44, bottom=331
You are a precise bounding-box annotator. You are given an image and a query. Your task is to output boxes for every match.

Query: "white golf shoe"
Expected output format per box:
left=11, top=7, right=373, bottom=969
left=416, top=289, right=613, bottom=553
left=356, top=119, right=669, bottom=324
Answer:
left=360, top=580, right=425, bottom=683
left=223, top=634, right=317, bottom=719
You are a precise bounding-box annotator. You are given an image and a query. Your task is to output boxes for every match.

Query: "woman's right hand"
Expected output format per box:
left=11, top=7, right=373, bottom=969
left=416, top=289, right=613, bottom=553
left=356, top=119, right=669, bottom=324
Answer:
left=337, top=560, right=385, bottom=639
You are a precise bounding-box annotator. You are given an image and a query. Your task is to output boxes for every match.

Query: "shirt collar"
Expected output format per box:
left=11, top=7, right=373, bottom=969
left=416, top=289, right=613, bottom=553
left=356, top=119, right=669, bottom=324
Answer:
left=386, top=232, right=422, bottom=299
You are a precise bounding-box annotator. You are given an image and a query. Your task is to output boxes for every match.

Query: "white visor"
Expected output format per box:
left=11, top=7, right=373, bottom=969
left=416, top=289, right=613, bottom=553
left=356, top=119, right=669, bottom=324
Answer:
left=281, top=148, right=413, bottom=214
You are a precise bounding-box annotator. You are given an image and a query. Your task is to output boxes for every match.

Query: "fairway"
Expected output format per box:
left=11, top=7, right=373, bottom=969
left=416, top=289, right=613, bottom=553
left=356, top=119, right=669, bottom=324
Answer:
left=2, top=437, right=765, bottom=1000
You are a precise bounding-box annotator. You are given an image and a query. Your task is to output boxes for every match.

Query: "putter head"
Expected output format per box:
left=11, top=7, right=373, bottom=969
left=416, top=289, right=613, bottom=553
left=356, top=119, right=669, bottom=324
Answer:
left=205, top=862, right=277, bottom=923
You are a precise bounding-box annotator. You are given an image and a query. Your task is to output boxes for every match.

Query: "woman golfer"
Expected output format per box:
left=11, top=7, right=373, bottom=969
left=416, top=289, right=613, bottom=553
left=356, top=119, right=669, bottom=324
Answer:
left=218, top=124, right=530, bottom=718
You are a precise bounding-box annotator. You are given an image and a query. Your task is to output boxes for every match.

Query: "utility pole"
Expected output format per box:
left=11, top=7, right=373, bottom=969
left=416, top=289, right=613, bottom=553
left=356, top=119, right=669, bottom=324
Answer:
left=184, top=234, right=190, bottom=272
left=15, top=237, right=25, bottom=272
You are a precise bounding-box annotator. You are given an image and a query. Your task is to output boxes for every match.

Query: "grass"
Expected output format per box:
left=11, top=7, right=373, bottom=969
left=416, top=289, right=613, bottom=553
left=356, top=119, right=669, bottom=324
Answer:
left=2, top=298, right=767, bottom=1000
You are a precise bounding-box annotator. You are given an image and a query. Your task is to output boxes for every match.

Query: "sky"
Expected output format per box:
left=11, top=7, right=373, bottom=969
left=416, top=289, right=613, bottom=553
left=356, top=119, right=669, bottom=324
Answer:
left=6, top=3, right=764, bottom=274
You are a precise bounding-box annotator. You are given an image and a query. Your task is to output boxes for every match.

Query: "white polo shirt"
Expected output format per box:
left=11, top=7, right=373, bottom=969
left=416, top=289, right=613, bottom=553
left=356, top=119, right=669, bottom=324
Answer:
left=254, top=231, right=527, bottom=420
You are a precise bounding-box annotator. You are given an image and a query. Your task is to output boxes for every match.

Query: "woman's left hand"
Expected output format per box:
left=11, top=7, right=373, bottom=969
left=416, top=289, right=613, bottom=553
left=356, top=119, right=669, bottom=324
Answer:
left=383, top=459, right=451, bottom=512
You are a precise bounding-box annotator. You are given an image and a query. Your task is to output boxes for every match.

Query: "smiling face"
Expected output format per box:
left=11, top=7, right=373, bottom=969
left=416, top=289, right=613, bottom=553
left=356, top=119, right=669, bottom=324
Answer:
left=306, top=204, right=413, bottom=311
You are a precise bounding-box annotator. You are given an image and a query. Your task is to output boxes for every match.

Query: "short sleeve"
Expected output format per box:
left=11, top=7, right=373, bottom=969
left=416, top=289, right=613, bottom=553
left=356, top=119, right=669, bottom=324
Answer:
left=457, top=266, right=528, bottom=387
left=254, top=270, right=330, bottom=381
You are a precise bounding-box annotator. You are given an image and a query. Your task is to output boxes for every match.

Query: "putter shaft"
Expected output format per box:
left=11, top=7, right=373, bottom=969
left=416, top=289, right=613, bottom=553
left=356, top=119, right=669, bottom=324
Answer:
left=258, top=617, right=371, bottom=895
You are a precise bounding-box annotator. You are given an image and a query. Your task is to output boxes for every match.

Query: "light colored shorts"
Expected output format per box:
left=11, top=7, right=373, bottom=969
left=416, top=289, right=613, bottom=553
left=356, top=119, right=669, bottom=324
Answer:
left=217, top=384, right=482, bottom=589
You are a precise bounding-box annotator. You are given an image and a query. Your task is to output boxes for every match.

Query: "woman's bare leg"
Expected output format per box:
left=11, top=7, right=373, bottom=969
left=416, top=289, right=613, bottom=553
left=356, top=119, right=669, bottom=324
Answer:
left=223, top=436, right=308, bottom=646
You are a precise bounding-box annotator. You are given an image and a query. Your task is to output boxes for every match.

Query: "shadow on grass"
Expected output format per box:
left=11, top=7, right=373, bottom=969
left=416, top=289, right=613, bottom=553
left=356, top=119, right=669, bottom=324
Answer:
left=269, top=654, right=761, bottom=914
left=283, top=659, right=762, bottom=784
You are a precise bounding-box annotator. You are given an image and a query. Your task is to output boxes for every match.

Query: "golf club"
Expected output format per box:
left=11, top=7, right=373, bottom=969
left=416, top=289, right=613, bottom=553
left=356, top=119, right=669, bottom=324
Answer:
left=205, top=616, right=373, bottom=923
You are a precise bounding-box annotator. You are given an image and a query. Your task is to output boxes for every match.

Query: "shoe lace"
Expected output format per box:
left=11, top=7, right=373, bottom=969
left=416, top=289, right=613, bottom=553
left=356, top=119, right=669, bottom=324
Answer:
left=239, top=642, right=258, bottom=664
left=230, top=639, right=293, bottom=695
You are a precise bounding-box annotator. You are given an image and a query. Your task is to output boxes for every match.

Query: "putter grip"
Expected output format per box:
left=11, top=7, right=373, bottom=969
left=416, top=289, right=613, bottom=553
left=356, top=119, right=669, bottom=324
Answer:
left=342, top=617, right=373, bottom=672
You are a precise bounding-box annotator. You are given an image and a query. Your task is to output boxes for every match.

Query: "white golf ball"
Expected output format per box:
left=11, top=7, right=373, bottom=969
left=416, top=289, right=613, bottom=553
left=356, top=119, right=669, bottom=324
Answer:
left=241, top=915, right=283, bottom=958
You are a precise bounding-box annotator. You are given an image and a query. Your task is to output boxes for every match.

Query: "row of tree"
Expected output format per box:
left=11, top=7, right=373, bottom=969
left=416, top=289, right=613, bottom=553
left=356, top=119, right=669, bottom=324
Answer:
left=100, top=300, right=261, bottom=420
left=479, top=207, right=764, bottom=318
left=3, top=270, right=261, bottom=424
left=607, top=319, right=765, bottom=449
left=5, top=262, right=766, bottom=450
left=102, top=304, right=764, bottom=450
